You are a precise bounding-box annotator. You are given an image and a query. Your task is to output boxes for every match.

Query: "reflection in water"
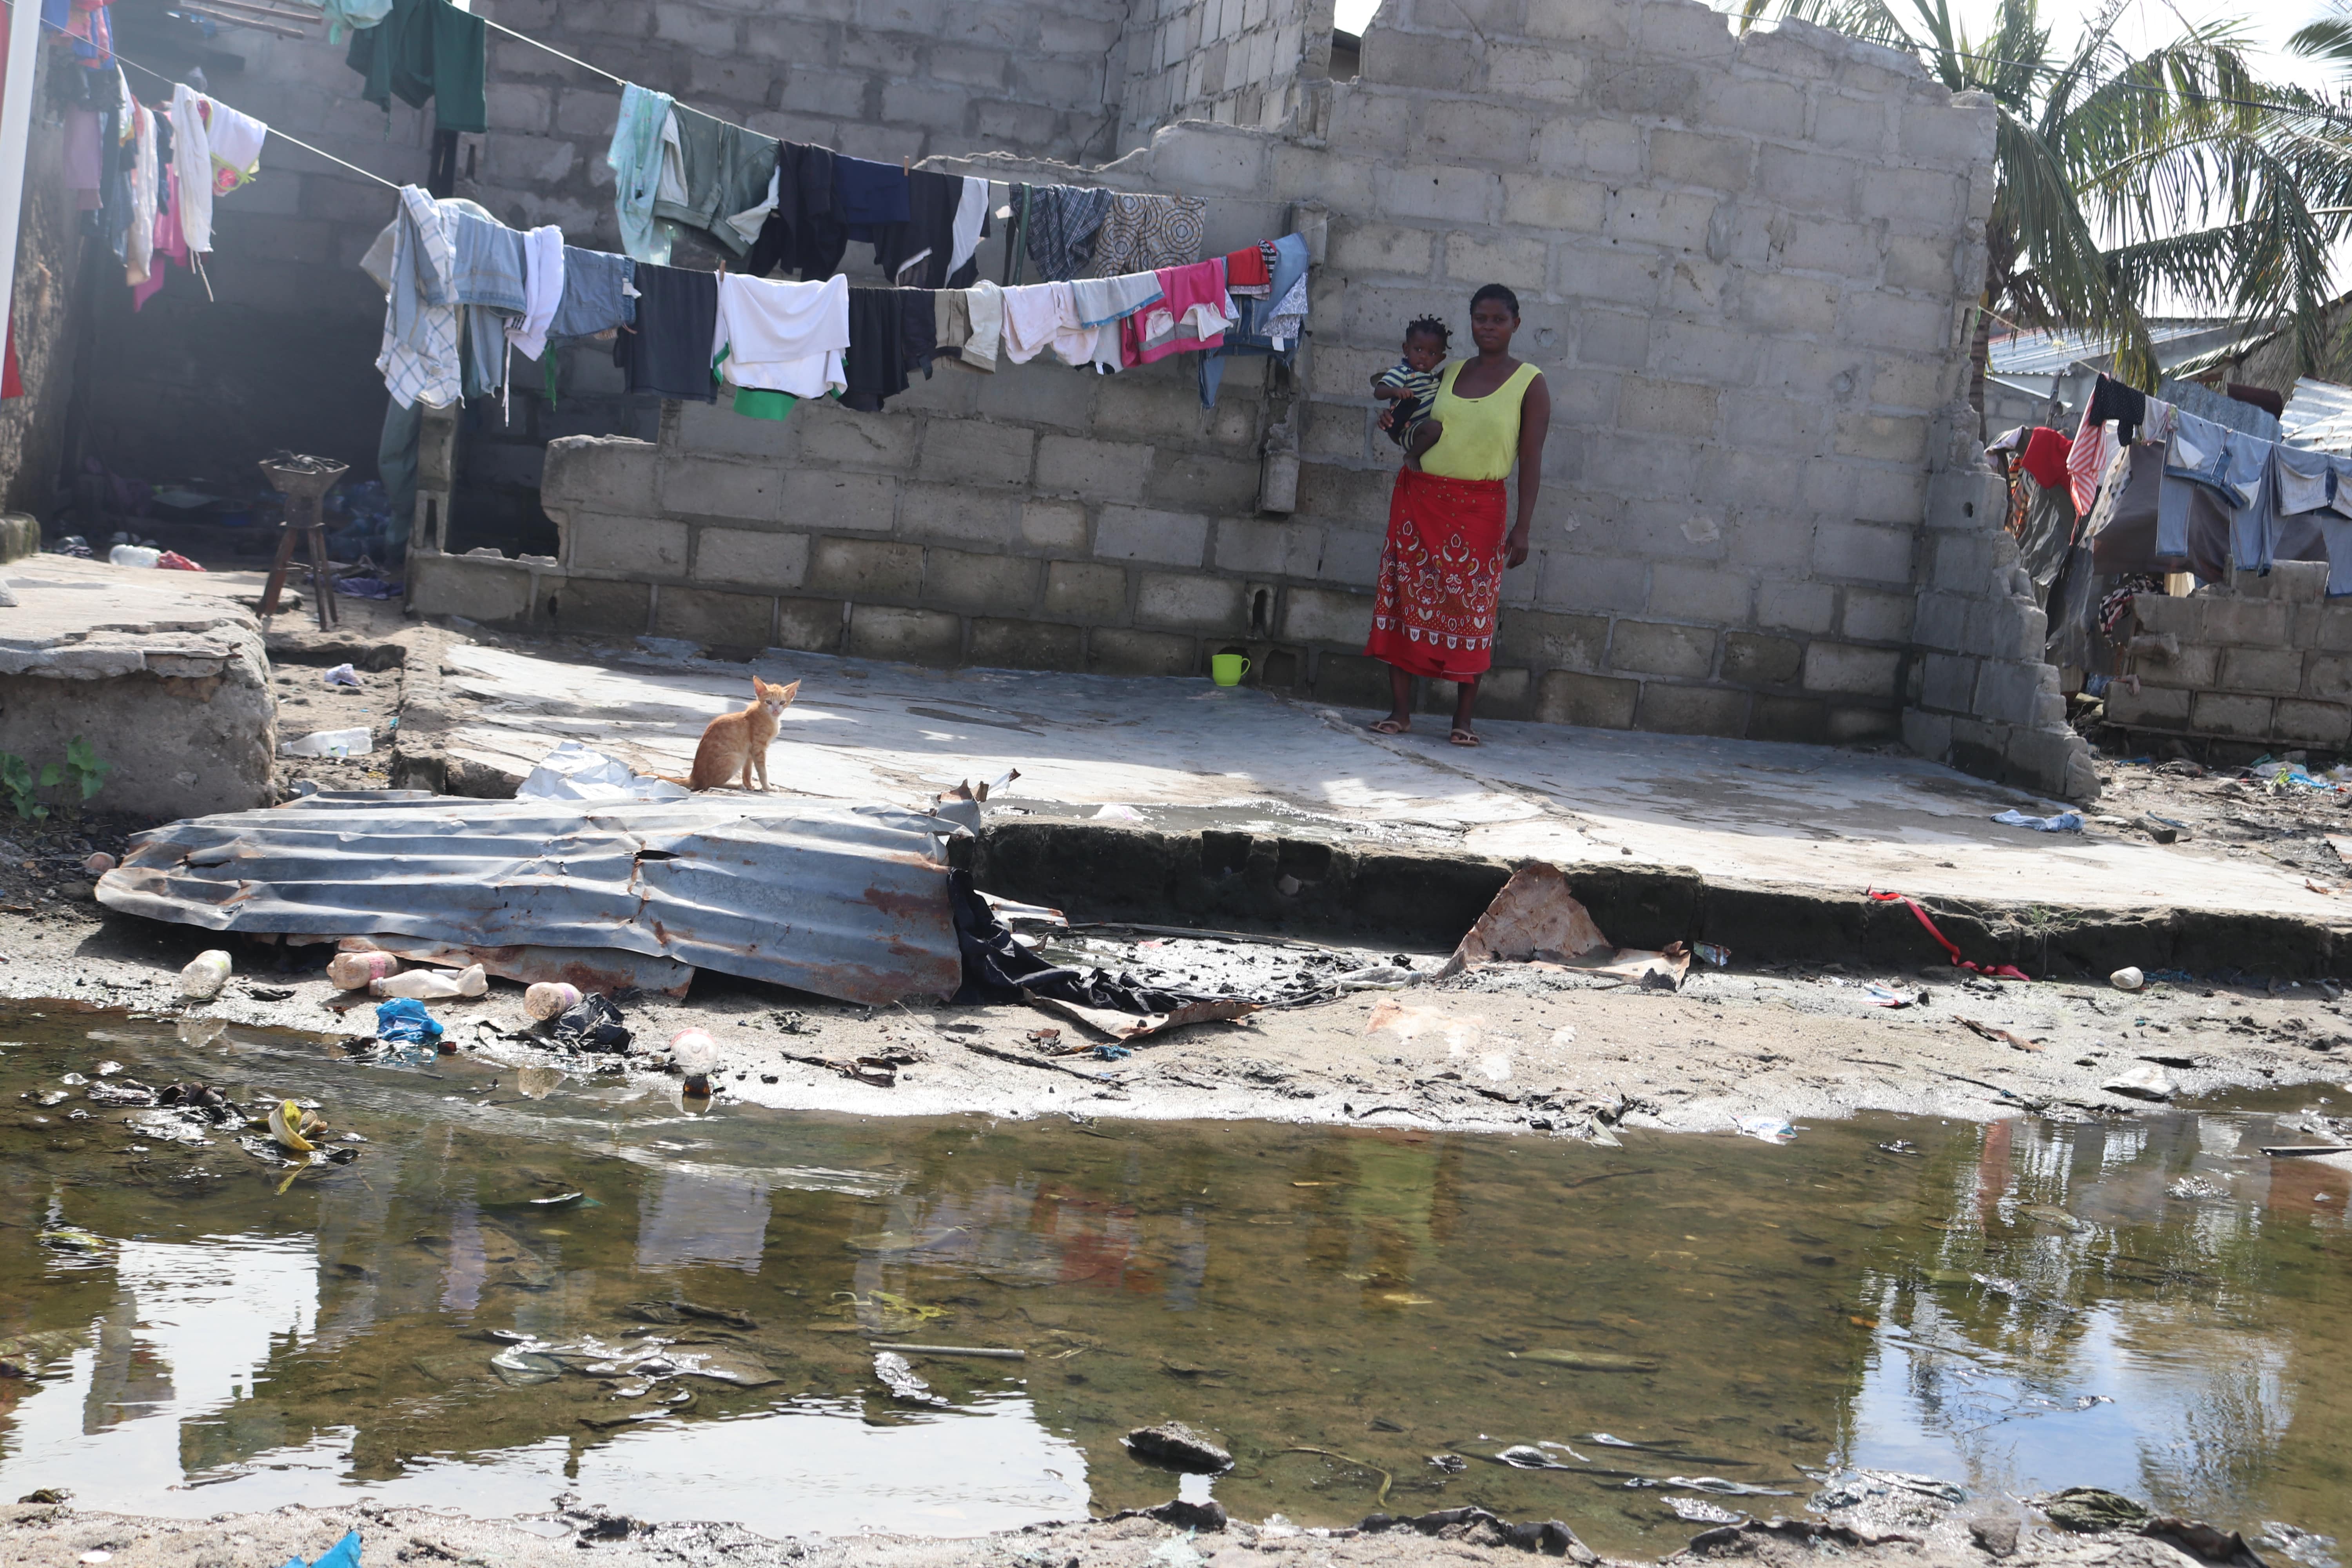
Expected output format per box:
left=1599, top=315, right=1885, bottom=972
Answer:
left=0, top=1004, right=2345, bottom=1551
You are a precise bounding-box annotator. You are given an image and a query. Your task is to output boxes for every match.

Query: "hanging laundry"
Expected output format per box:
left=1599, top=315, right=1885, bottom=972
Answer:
left=648, top=106, right=775, bottom=260
left=998, top=281, right=1070, bottom=367
left=900, top=288, right=938, bottom=377
left=1087, top=192, right=1206, bottom=277
left=935, top=288, right=971, bottom=363
left=320, top=0, right=392, bottom=43
left=1065, top=272, right=1162, bottom=375
left=946, top=175, right=988, bottom=287
left=841, top=285, right=908, bottom=411
left=347, top=0, right=486, bottom=132
left=942, top=279, right=1002, bottom=372
left=2011, top=426, right=2069, bottom=490
left=2067, top=374, right=2145, bottom=515
left=1125, top=257, right=1231, bottom=365
left=1225, top=242, right=1272, bottom=297
left=606, top=83, right=676, bottom=265
left=375, top=185, right=462, bottom=410
left=547, top=247, right=637, bottom=338
left=866, top=168, right=960, bottom=287
left=1201, top=232, right=1310, bottom=406
left=1021, top=183, right=1111, bottom=282
left=125, top=102, right=156, bottom=287
left=166, top=85, right=213, bottom=252
left=134, top=165, right=187, bottom=311
left=744, top=142, right=846, bottom=280
left=506, top=225, right=564, bottom=361
left=613, top=263, right=719, bottom=402
left=713, top=272, right=849, bottom=401
left=63, top=107, right=102, bottom=210
left=837, top=154, right=910, bottom=225
left=204, top=98, right=266, bottom=195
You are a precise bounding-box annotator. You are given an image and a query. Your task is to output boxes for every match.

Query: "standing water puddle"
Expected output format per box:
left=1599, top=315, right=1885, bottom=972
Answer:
left=1, top=1002, right=2348, bottom=1553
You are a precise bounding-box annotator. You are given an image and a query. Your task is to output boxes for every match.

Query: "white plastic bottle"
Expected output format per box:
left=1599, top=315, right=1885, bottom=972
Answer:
left=327, top=951, right=403, bottom=990
left=671, top=1028, right=718, bottom=1093
left=179, top=949, right=232, bottom=1000
left=371, top=963, right=488, bottom=1000
left=524, top=981, right=581, bottom=1020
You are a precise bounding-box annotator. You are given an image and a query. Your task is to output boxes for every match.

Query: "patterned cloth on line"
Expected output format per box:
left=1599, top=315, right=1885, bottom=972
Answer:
left=1088, top=193, right=1205, bottom=277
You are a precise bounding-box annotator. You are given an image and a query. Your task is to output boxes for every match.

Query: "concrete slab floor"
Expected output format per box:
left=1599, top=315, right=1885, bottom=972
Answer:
left=428, top=637, right=2349, bottom=922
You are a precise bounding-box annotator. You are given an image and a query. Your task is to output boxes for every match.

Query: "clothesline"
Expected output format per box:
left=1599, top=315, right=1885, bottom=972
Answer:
left=0, top=0, right=401, bottom=190
left=472, top=11, right=774, bottom=148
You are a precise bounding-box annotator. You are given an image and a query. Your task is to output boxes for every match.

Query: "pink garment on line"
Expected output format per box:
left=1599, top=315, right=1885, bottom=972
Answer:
left=1120, top=258, right=1229, bottom=367
left=133, top=166, right=188, bottom=312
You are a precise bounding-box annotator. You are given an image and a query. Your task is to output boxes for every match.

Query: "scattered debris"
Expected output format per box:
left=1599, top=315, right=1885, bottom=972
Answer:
left=1956, top=1016, right=2043, bottom=1053
left=2112, top=965, right=2146, bottom=991
left=178, top=949, right=231, bottom=1000
left=1736, top=1115, right=1797, bottom=1144
left=373, top=998, right=443, bottom=1047
left=2104, top=1061, right=2178, bottom=1102
left=1669, top=1498, right=1746, bottom=1524
left=1992, top=809, right=2084, bottom=832
left=324, top=664, right=363, bottom=689
left=553, top=995, right=632, bottom=1053
left=873, top=1350, right=948, bottom=1406
left=279, top=727, right=374, bottom=759
left=372, top=963, right=487, bottom=1000
left=524, top=982, right=582, bottom=1020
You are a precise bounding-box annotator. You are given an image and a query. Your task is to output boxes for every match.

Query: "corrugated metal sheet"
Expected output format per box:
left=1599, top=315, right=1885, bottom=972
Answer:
left=2281, top=377, right=2352, bottom=455
left=1989, top=320, right=2232, bottom=377
left=95, top=791, right=963, bottom=1005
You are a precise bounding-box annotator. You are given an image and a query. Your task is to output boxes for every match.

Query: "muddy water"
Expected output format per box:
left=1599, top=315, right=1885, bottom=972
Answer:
left=1, top=1002, right=2347, bottom=1554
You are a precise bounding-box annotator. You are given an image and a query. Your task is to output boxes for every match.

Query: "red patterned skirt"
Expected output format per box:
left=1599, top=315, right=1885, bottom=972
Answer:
left=1364, top=468, right=1508, bottom=681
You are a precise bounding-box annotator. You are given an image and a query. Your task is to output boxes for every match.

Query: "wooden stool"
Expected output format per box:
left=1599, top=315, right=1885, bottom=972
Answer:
left=257, top=455, right=348, bottom=631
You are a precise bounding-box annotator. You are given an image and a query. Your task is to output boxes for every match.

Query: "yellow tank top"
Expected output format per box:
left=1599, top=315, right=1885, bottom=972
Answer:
left=1421, top=359, right=1541, bottom=482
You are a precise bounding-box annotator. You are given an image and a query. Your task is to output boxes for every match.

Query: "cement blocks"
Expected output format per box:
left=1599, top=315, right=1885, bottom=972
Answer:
left=0, top=557, right=276, bottom=817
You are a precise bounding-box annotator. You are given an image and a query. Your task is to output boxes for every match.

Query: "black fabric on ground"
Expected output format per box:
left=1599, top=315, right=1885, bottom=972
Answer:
left=613, top=263, right=718, bottom=403
left=842, top=286, right=907, bottom=412
left=947, top=871, right=1214, bottom=1013
left=553, top=995, right=631, bottom=1051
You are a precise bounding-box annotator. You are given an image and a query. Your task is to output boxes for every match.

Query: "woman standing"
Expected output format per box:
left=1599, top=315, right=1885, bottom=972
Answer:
left=1364, top=283, right=1550, bottom=747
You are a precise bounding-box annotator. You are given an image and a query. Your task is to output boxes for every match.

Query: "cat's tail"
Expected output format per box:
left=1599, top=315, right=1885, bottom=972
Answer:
left=649, top=770, right=700, bottom=790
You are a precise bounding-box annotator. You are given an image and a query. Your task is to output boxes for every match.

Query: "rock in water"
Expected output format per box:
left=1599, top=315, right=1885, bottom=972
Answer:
left=2036, top=1488, right=2154, bottom=1532
left=1125, top=1420, right=1233, bottom=1472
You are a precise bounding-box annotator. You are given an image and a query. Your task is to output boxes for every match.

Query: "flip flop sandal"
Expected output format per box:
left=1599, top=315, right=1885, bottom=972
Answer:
left=1449, top=728, right=1481, bottom=747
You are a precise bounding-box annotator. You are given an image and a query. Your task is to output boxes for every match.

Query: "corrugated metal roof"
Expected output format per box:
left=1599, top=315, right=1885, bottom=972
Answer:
left=95, top=791, right=964, bottom=1005
left=1989, top=320, right=2233, bottom=377
left=2281, top=377, right=2352, bottom=455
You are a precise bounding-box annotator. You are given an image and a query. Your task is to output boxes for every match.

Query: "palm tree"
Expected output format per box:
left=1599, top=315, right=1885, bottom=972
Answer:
left=1736, top=0, right=2352, bottom=408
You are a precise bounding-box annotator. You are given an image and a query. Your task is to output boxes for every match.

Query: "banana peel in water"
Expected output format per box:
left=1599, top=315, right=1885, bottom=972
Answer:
left=267, top=1099, right=327, bottom=1153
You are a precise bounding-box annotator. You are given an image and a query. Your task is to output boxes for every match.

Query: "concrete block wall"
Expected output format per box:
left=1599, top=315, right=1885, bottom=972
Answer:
left=1118, top=0, right=1336, bottom=147
left=1899, top=434, right=2096, bottom=801
left=2105, top=562, right=2352, bottom=754
left=1274, top=0, right=1996, bottom=739
left=414, top=0, right=2005, bottom=755
left=77, top=0, right=1136, bottom=531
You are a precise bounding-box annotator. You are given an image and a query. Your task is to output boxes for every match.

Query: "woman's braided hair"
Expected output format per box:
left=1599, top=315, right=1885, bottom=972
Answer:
left=1405, top=315, right=1450, bottom=347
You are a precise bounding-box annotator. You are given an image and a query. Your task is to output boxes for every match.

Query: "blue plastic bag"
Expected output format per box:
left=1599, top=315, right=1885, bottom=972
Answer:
left=281, top=1530, right=361, bottom=1568
left=374, top=998, right=442, bottom=1045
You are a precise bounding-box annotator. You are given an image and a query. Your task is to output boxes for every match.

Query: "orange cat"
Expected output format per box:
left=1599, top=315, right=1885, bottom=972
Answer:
left=679, top=675, right=799, bottom=791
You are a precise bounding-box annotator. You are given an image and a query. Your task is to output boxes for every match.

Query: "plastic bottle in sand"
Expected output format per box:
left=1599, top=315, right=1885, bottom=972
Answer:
left=671, top=1028, right=718, bottom=1093
left=524, top=981, right=582, bottom=1020
left=371, top=963, right=488, bottom=1000
left=179, top=950, right=232, bottom=1000
left=327, top=951, right=403, bottom=991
